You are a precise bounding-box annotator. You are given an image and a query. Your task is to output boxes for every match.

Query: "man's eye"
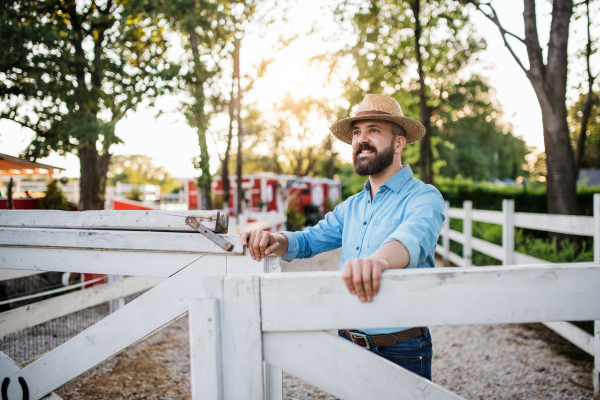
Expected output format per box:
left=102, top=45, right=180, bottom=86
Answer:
left=353, top=131, right=359, bottom=135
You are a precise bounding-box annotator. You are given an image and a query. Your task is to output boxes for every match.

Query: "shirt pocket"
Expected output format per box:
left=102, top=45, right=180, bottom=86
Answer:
left=367, top=218, right=401, bottom=250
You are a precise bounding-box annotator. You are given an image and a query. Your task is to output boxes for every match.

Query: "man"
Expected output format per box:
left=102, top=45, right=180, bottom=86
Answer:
left=242, top=94, right=445, bottom=380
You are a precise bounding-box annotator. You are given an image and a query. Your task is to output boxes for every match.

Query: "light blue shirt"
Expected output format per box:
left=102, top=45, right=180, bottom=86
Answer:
left=281, top=165, right=445, bottom=335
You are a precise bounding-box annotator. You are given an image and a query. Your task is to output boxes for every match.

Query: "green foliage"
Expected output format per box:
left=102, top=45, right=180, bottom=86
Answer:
left=285, top=207, right=306, bottom=232
left=569, top=92, right=600, bottom=168
left=515, top=233, right=593, bottom=264
left=435, top=176, right=600, bottom=216
left=126, top=187, right=142, bottom=202
left=337, top=0, right=529, bottom=181
left=1, top=0, right=179, bottom=209
left=239, top=95, right=339, bottom=177
left=107, top=155, right=180, bottom=195
left=39, top=180, right=69, bottom=211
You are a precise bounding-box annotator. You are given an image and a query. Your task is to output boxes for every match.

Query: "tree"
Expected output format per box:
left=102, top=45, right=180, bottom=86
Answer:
left=337, top=0, right=484, bottom=184
left=0, top=0, right=178, bottom=210
left=165, top=0, right=239, bottom=210
left=465, top=0, right=595, bottom=216
left=236, top=95, right=338, bottom=177
left=107, top=154, right=179, bottom=194
left=434, top=77, right=530, bottom=181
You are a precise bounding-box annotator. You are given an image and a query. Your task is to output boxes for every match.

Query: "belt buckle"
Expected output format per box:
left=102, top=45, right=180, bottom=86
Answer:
left=350, top=332, right=370, bottom=349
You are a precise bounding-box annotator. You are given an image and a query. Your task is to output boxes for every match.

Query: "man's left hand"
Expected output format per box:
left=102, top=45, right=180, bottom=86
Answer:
left=341, top=258, right=390, bottom=303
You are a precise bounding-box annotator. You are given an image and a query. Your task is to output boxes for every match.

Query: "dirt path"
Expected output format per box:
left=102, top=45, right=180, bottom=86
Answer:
left=56, top=251, right=594, bottom=399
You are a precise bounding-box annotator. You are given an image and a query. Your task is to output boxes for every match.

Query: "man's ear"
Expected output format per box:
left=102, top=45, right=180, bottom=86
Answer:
left=396, top=136, right=407, bottom=153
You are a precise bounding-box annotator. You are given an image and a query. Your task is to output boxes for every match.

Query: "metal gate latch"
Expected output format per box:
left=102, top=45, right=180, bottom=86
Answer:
left=185, top=216, right=234, bottom=252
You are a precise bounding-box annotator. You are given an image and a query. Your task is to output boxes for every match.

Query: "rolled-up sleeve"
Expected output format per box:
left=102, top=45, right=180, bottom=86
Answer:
left=383, top=187, right=445, bottom=268
left=279, top=202, right=346, bottom=262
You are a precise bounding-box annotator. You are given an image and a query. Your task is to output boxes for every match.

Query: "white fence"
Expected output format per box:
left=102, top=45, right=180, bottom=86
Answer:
left=2, top=206, right=599, bottom=399
left=0, top=210, right=284, bottom=400
left=436, top=195, right=600, bottom=397
left=189, top=263, right=600, bottom=399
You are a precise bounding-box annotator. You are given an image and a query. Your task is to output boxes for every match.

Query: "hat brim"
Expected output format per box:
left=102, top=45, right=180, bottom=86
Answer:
left=330, top=114, right=425, bottom=144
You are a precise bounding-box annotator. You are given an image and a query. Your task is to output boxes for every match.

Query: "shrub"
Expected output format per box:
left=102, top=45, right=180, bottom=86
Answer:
left=39, top=180, right=70, bottom=211
left=286, top=207, right=306, bottom=232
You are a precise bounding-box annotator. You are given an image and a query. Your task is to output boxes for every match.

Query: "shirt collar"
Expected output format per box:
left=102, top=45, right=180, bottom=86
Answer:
left=363, top=165, right=414, bottom=194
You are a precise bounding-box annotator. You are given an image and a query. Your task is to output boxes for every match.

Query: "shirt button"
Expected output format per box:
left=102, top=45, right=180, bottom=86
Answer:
left=356, top=246, right=359, bottom=250
left=363, top=222, right=366, bottom=225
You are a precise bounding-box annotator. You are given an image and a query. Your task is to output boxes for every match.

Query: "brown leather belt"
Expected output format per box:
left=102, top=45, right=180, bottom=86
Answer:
left=343, top=327, right=426, bottom=349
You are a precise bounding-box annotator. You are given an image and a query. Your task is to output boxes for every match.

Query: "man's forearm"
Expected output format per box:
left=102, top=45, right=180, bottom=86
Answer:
left=368, top=240, right=410, bottom=269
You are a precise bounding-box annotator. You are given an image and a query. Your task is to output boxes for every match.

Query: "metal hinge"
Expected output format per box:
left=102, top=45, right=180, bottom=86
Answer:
left=186, top=215, right=234, bottom=252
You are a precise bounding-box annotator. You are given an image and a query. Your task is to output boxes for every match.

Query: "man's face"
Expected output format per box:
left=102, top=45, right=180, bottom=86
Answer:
left=351, top=120, right=397, bottom=176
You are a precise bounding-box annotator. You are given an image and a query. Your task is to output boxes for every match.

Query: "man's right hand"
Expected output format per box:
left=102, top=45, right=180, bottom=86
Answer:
left=241, top=231, right=284, bottom=261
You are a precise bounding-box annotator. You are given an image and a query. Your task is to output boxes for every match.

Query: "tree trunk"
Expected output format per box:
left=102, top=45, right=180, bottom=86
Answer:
left=78, top=143, right=104, bottom=210
left=412, top=0, right=433, bottom=184
left=234, top=38, right=244, bottom=216
left=189, top=1, right=212, bottom=210
left=575, top=0, right=595, bottom=173
left=222, top=80, right=235, bottom=211
left=524, top=0, right=576, bottom=216
left=7, top=178, right=14, bottom=210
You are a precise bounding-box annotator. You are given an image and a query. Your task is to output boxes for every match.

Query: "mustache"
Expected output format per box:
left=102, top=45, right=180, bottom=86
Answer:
left=354, top=143, right=377, bottom=157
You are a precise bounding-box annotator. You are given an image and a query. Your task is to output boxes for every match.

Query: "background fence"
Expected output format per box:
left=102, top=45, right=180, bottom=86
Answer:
left=436, top=194, right=600, bottom=392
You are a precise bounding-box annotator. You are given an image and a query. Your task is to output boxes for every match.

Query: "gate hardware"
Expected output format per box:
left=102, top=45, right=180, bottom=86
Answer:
left=1, top=377, right=29, bottom=400
left=186, top=215, right=234, bottom=252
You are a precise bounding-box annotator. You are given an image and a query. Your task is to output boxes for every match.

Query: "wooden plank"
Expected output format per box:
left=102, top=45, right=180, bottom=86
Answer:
left=448, top=207, right=464, bottom=219
left=0, top=351, right=63, bottom=400
left=226, top=251, right=269, bottom=274
left=264, top=364, right=283, bottom=400
left=502, top=200, right=515, bottom=265
left=594, top=320, right=599, bottom=398
left=448, top=229, right=464, bottom=243
left=471, top=237, right=503, bottom=261
left=0, top=269, right=44, bottom=281
left=263, top=331, right=464, bottom=400
left=10, top=256, right=226, bottom=400
left=447, top=252, right=465, bottom=267
left=514, top=252, right=548, bottom=265
left=259, top=264, right=600, bottom=332
left=220, top=276, right=264, bottom=400
left=542, top=321, right=594, bottom=355
left=0, top=227, right=243, bottom=255
left=0, top=276, right=164, bottom=337
left=471, top=209, right=503, bottom=224
left=189, top=298, right=222, bottom=400
left=464, top=201, right=472, bottom=267
left=514, top=212, right=594, bottom=236
left=0, top=210, right=228, bottom=233
left=0, top=247, right=201, bottom=276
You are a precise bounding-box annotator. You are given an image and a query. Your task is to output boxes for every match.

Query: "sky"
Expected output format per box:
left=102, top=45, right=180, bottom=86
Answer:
left=0, top=0, right=597, bottom=179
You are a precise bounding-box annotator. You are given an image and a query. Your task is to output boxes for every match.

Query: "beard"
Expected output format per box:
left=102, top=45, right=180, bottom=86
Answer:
left=352, top=138, right=396, bottom=176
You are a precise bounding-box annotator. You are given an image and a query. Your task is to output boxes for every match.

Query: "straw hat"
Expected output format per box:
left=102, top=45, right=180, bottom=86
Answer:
left=330, top=94, right=425, bottom=144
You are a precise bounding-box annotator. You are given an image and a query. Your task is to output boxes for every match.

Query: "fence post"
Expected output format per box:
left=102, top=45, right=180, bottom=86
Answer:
left=502, top=199, right=515, bottom=265
left=107, top=275, right=125, bottom=313
left=463, top=200, right=472, bottom=267
left=443, top=201, right=450, bottom=266
left=594, top=194, right=600, bottom=398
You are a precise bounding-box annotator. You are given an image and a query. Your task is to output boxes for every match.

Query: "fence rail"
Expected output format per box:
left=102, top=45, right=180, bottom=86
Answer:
left=436, top=194, right=600, bottom=398
left=0, top=209, right=285, bottom=400
left=190, top=263, right=600, bottom=400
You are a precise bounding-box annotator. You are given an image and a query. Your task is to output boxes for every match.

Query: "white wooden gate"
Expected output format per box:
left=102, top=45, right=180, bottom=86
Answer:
left=190, top=263, right=600, bottom=400
left=0, top=210, right=283, bottom=400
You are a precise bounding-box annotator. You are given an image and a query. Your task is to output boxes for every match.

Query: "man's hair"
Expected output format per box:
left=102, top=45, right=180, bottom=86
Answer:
left=390, top=122, right=406, bottom=137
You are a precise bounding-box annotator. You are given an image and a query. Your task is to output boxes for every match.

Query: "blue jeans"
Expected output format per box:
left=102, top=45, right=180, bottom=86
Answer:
left=338, top=328, right=432, bottom=380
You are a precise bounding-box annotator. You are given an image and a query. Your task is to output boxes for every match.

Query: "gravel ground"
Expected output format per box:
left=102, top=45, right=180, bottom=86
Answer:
left=52, top=250, right=594, bottom=399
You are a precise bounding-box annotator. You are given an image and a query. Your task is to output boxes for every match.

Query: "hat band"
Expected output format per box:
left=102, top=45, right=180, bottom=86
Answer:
left=355, top=110, right=393, bottom=117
